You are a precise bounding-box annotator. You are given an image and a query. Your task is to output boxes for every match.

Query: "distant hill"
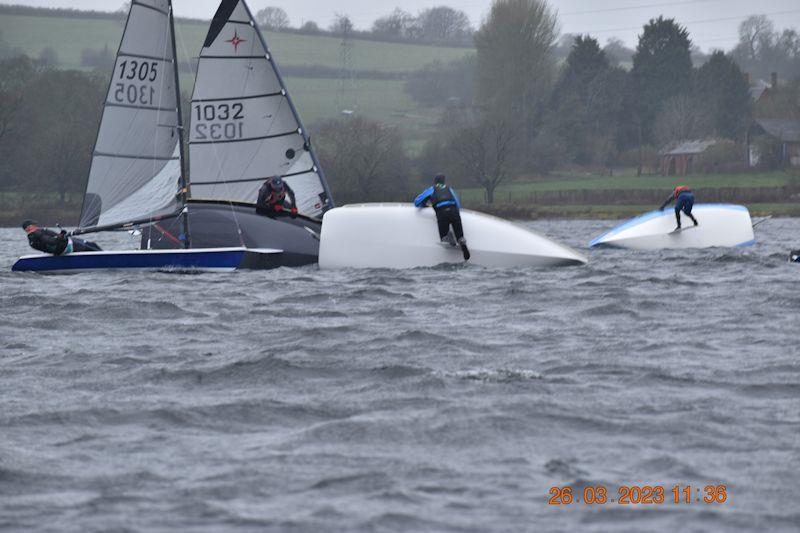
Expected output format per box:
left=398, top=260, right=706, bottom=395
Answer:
left=0, top=5, right=473, bottom=73
left=0, top=5, right=474, bottom=141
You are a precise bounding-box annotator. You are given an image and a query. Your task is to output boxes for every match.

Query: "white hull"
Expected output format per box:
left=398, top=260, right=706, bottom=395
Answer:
left=319, top=204, right=587, bottom=269
left=589, top=204, right=755, bottom=250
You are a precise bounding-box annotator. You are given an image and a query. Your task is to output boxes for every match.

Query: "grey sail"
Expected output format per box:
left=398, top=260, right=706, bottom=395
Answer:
left=188, top=0, right=334, bottom=219
left=79, top=0, right=182, bottom=229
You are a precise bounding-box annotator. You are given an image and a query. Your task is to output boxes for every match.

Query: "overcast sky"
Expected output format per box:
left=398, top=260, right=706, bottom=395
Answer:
left=3, top=0, right=800, bottom=50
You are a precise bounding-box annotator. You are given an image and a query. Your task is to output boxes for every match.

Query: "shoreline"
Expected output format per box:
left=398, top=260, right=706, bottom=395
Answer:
left=2, top=202, right=799, bottom=228
left=465, top=203, right=800, bottom=220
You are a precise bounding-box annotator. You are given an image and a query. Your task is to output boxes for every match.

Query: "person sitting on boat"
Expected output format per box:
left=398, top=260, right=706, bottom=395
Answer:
left=22, top=220, right=101, bottom=255
left=414, top=174, right=470, bottom=260
left=659, top=185, right=699, bottom=230
left=256, top=176, right=298, bottom=218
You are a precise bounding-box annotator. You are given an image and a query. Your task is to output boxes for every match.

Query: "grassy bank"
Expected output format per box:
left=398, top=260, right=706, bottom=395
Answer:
left=459, top=171, right=797, bottom=203
left=3, top=198, right=799, bottom=228
left=4, top=171, right=799, bottom=227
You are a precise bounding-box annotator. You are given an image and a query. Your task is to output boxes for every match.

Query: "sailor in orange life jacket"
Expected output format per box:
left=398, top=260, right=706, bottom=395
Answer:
left=659, top=185, right=698, bottom=230
left=256, top=176, right=298, bottom=218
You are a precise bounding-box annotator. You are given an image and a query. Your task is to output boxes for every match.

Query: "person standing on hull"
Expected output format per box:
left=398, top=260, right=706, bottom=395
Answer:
left=256, top=176, right=298, bottom=218
left=414, top=174, right=470, bottom=261
left=659, top=185, right=699, bottom=231
left=21, top=220, right=101, bottom=255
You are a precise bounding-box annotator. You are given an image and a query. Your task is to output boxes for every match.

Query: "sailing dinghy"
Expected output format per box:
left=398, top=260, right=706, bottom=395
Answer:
left=318, top=204, right=587, bottom=269
left=12, top=0, right=310, bottom=273
left=589, top=204, right=755, bottom=250
left=142, top=0, right=333, bottom=265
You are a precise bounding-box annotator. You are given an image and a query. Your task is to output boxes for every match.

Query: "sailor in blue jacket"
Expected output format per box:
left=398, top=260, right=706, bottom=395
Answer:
left=415, top=174, right=470, bottom=260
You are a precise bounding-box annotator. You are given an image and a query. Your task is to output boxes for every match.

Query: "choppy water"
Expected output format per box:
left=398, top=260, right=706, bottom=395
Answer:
left=1, top=219, right=799, bottom=532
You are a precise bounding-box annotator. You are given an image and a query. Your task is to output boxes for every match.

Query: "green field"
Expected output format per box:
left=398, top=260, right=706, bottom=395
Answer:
left=0, top=13, right=473, bottom=72
left=459, top=171, right=796, bottom=203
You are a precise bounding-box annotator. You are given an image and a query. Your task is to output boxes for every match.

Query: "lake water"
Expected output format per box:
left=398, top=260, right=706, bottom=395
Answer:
left=1, top=219, right=799, bottom=532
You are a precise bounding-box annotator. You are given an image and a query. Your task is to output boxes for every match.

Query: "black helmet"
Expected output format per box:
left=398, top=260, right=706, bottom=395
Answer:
left=434, top=174, right=446, bottom=185
left=269, top=176, right=285, bottom=188
left=21, top=220, right=37, bottom=230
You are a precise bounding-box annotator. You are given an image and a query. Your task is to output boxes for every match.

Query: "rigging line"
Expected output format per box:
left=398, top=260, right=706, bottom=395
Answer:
left=175, top=15, right=246, bottom=246
left=148, top=5, right=173, bottom=229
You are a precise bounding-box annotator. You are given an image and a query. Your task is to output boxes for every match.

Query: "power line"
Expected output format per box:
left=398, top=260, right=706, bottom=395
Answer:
left=582, top=8, right=800, bottom=34
left=560, top=0, right=722, bottom=17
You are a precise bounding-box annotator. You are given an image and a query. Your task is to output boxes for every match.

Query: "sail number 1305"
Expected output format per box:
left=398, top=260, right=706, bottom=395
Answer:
left=112, top=60, right=159, bottom=106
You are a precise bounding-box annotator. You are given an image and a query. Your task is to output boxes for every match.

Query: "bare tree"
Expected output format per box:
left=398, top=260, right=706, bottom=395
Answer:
left=417, top=6, right=471, bottom=41
left=330, top=14, right=354, bottom=35
left=654, top=94, right=712, bottom=148
left=603, top=37, right=634, bottom=66
left=446, top=115, right=516, bottom=204
left=256, top=7, right=290, bottom=31
left=372, top=8, right=415, bottom=38
left=737, top=15, right=775, bottom=62
left=298, top=20, right=321, bottom=34
left=316, top=117, right=410, bottom=203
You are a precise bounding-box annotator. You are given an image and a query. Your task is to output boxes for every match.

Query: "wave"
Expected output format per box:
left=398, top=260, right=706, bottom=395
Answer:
left=437, top=368, right=543, bottom=383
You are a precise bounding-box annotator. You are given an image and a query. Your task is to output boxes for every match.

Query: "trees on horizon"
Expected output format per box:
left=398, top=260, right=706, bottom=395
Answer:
left=1, top=1, right=798, bottom=209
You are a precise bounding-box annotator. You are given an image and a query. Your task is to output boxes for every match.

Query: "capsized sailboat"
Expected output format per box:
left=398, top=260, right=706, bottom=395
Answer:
left=588, top=204, right=756, bottom=250
left=318, top=204, right=587, bottom=269
left=143, top=0, right=333, bottom=264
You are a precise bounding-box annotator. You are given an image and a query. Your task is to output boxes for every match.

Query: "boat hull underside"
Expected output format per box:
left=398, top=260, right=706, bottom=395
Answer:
left=11, top=248, right=283, bottom=273
left=319, top=204, right=587, bottom=269
left=589, top=204, right=755, bottom=250
left=143, top=201, right=321, bottom=267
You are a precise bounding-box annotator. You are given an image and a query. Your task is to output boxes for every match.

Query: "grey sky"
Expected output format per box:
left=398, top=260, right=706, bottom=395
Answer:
left=3, top=0, right=799, bottom=50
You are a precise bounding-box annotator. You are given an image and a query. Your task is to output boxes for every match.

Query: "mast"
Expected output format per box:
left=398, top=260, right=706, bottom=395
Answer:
left=73, top=0, right=186, bottom=237
left=168, top=0, right=191, bottom=248
left=239, top=0, right=334, bottom=208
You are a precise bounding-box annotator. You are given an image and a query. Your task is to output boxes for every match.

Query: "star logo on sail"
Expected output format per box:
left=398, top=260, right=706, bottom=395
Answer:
left=226, top=30, right=247, bottom=53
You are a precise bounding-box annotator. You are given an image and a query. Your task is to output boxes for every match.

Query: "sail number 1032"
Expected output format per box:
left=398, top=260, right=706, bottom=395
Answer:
left=193, top=103, right=245, bottom=141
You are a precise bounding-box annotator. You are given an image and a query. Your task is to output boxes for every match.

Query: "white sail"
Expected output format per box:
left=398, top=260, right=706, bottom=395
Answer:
left=188, top=0, right=333, bottom=218
left=79, top=0, right=183, bottom=228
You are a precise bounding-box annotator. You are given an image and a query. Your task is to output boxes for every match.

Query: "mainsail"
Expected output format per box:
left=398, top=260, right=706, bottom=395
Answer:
left=188, top=0, right=334, bottom=219
left=79, top=0, right=183, bottom=229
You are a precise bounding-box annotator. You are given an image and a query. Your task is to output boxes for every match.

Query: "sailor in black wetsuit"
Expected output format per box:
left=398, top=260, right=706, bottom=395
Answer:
left=415, top=174, right=470, bottom=260
left=22, top=220, right=101, bottom=255
left=659, top=185, right=699, bottom=231
left=256, top=176, right=298, bottom=218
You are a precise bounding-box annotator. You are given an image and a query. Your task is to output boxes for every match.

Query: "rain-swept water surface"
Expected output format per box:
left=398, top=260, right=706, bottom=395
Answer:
left=1, top=220, right=798, bottom=532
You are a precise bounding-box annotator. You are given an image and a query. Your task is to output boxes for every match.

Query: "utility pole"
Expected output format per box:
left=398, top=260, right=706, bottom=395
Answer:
left=336, top=15, right=357, bottom=115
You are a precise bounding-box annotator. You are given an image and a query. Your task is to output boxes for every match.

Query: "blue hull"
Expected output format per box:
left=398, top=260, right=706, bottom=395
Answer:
left=11, top=248, right=282, bottom=273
